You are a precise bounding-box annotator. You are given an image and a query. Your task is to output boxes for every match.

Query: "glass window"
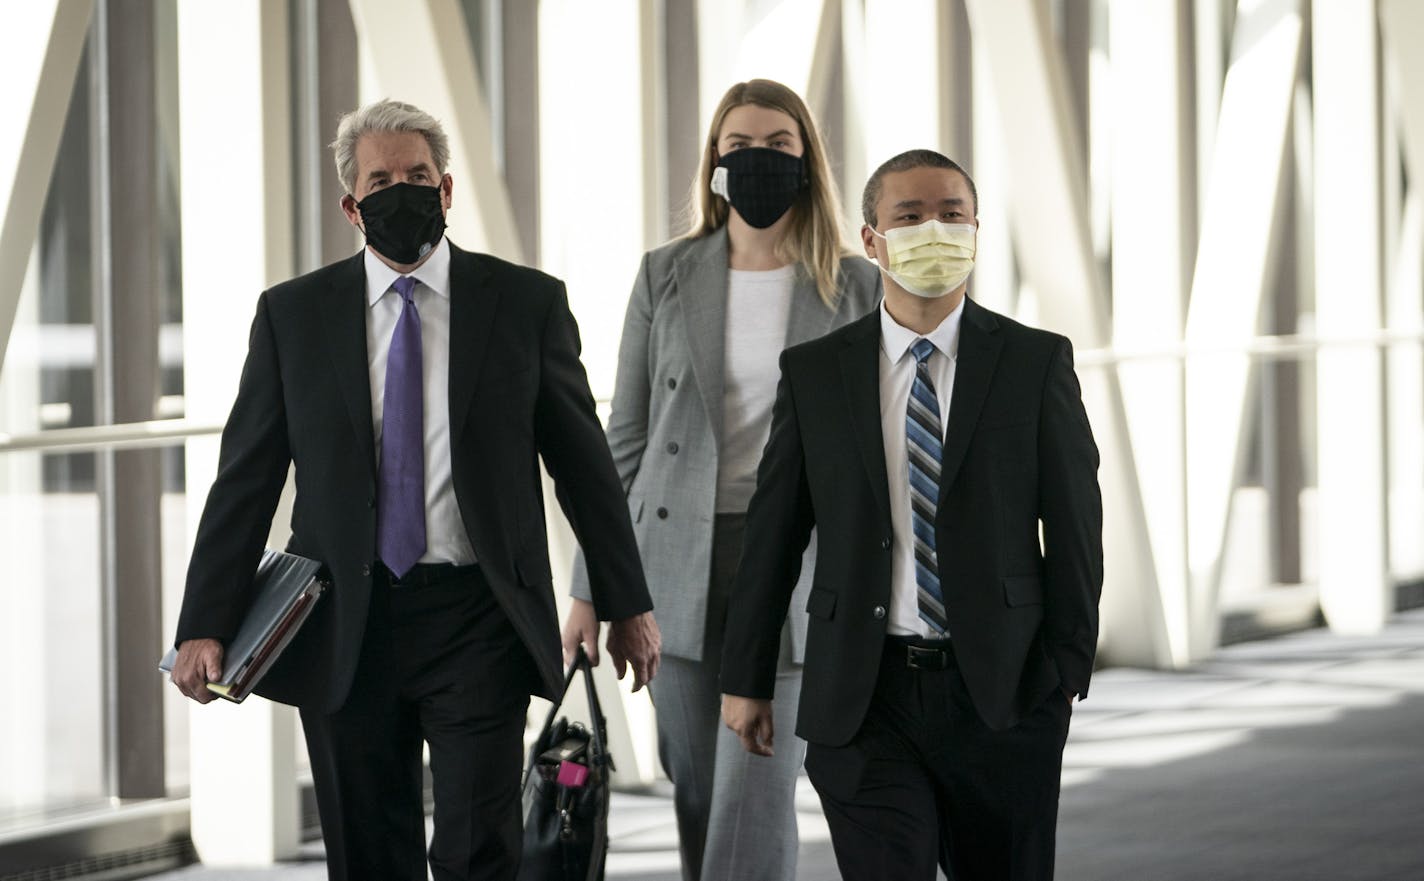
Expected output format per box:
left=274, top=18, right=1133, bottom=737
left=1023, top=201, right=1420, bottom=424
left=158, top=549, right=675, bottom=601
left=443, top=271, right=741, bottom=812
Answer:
left=0, top=444, right=106, bottom=822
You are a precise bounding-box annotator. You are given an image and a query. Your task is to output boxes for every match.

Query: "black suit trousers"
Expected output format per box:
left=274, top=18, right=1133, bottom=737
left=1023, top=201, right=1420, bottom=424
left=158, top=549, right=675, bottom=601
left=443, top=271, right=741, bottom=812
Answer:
left=300, top=565, right=537, bottom=881
left=804, top=639, right=1071, bottom=881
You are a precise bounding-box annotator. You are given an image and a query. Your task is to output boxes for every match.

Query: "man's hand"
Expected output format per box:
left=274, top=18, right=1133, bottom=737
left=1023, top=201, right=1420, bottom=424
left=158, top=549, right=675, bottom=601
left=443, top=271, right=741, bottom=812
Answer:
left=561, top=597, right=602, bottom=667
left=171, top=638, right=224, bottom=704
left=722, top=694, right=775, bottom=757
left=606, top=611, right=661, bottom=692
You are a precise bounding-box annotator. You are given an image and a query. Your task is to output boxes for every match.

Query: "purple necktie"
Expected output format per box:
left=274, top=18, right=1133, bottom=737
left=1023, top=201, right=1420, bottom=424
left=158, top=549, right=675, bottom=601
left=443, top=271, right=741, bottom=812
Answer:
left=377, top=276, right=426, bottom=577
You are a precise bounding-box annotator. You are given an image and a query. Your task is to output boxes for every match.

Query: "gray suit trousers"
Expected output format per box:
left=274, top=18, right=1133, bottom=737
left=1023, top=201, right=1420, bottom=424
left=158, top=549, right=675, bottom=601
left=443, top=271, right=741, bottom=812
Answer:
left=650, top=514, right=805, bottom=881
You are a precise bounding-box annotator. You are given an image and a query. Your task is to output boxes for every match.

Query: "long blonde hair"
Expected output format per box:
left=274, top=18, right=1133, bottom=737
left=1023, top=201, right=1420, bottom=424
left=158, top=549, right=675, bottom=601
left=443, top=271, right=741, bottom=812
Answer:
left=684, top=79, right=851, bottom=307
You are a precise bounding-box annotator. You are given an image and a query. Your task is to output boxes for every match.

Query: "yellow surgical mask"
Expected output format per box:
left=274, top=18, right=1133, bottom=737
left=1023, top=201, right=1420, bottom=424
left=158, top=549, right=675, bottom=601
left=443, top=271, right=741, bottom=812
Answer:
left=869, top=219, right=977, bottom=298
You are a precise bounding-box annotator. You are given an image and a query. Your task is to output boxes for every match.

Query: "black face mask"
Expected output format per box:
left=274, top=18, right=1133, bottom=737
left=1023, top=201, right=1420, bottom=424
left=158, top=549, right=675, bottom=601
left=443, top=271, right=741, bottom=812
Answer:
left=356, top=182, right=446, bottom=264
left=712, top=147, right=808, bottom=229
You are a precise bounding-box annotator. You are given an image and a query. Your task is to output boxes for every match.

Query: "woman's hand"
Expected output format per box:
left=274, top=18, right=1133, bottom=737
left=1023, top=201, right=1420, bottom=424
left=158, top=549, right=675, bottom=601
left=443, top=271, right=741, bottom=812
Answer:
left=561, top=597, right=602, bottom=667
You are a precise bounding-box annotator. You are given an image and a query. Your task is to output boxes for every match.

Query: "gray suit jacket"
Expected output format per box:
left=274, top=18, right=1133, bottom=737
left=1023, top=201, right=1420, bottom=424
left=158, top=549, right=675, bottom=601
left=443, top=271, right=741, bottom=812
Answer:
left=571, top=229, right=881, bottom=661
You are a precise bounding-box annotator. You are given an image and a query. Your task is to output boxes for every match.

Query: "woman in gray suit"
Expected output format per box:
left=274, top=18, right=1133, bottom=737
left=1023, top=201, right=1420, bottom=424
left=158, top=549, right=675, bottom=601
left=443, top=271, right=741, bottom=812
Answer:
left=564, top=79, right=880, bottom=880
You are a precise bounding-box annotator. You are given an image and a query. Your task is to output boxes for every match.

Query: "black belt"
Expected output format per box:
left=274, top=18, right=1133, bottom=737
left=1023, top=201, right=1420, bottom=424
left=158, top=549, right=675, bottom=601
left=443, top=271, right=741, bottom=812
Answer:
left=380, top=561, right=480, bottom=588
left=884, top=635, right=956, bottom=671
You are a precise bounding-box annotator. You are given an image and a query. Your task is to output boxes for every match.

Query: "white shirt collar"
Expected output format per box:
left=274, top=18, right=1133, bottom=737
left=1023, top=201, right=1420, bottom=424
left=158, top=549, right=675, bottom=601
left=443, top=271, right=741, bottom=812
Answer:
left=879, top=295, right=966, bottom=364
left=364, top=236, right=452, bottom=307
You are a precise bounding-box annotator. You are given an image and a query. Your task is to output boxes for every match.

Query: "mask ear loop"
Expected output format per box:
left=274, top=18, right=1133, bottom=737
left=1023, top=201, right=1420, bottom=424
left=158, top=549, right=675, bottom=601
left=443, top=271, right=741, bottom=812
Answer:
left=710, top=166, right=731, bottom=200
left=345, top=193, right=367, bottom=235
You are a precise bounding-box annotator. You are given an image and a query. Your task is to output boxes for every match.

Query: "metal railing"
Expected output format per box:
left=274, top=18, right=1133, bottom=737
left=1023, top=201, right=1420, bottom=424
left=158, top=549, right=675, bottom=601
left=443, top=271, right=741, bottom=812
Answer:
left=0, top=419, right=221, bottom=455
left=0, top=328, right=1420, bottom=457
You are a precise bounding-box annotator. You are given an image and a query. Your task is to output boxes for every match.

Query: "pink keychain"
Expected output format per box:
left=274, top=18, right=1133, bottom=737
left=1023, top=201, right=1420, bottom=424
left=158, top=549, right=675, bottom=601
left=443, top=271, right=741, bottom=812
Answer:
left=556, top=760, right=589, bottom=788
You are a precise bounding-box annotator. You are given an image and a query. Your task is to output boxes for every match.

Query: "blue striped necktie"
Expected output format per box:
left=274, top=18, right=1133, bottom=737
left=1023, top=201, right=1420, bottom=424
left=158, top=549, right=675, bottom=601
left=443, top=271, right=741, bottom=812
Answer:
left=907, top=338, right=948, bottom=634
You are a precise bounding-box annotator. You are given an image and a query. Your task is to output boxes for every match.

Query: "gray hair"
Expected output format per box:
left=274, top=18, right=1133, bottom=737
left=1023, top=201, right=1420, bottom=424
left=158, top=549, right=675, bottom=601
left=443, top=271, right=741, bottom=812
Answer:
left=861, top=149, right=978, bottom=227
left=331, top=99, right=451, bottom=193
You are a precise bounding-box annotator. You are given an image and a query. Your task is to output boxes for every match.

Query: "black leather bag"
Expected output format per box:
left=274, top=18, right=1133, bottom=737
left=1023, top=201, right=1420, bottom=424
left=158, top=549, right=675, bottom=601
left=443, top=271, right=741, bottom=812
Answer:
left=517, top=647, right=612, bottom=881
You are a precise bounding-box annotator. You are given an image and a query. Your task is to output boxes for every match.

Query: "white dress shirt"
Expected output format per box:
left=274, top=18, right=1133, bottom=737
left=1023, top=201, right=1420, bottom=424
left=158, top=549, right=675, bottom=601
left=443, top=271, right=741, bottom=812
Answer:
left=878, top=296, right=964, bottom=637
left=363, top=238, right=477, bottom=565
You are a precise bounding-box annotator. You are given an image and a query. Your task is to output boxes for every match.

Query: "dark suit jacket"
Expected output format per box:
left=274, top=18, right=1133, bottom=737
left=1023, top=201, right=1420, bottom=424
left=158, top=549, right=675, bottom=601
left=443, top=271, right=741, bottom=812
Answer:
left=720, top=298, right=1102, bottom=745
left=175, top=243, right=653, bottom=713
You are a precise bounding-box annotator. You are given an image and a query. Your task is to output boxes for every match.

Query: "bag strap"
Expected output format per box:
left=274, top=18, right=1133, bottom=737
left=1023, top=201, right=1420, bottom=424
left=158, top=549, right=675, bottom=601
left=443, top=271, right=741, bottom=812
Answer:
left=538, top=646, right=612, bottom=768
left=578, top=647, right=612, bottom=769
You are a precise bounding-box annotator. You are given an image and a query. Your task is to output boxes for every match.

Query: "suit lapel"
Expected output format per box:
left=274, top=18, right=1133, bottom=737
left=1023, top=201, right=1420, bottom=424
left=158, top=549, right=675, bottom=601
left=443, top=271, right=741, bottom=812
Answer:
left=324, top=252, right=377, bottom=477
left=447, top=244, right=498, bottom=444
left=676, top=231, right=730, bottom=447
left=939, top=298, right=1002, bottom=498
left=838, top=312, right=893, bottom=527
left=784, top=266, right=835, bottom=347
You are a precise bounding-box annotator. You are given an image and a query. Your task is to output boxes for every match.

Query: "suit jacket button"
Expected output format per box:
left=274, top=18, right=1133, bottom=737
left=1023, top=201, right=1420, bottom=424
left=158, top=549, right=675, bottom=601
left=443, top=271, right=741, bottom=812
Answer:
left=667, top=377, right=677, bottom=389
left=873, top=605, right=886, bottom=620
left=656, top=506, right=669, bottom=519
left=880, top=537, right=891, bottom=550
left=666, top=442, right=679, bottom=454
left=361, top=564, right=371, bottom=577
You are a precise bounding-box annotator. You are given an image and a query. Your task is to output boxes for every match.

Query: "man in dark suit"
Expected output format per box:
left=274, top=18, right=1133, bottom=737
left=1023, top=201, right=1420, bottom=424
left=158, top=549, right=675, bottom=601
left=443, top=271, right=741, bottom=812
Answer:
left=721, top=149, right=1102, bottom=880
left=169, top=99, right=661, bottom=881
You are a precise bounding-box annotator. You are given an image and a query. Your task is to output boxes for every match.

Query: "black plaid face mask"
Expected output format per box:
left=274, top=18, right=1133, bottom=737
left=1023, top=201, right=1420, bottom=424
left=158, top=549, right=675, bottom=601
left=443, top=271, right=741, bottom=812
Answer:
left=711, top=147, right=808, bottom=229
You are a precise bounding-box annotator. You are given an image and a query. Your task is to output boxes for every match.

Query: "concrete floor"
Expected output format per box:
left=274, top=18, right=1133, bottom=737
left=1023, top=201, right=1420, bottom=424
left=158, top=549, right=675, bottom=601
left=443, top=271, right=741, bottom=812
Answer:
left=147, top=609, right=1424, bottom=880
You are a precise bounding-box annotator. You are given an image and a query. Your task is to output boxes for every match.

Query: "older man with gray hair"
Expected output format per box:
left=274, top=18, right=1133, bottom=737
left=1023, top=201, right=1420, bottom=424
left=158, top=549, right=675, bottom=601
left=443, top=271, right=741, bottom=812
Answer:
left=169, top=99, right=661, bottom=881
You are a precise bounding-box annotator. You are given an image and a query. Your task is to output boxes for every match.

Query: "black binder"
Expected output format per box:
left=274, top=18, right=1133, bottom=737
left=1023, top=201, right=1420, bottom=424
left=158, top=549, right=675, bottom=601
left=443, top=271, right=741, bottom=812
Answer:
left=159, top=549, right=327, bottom=703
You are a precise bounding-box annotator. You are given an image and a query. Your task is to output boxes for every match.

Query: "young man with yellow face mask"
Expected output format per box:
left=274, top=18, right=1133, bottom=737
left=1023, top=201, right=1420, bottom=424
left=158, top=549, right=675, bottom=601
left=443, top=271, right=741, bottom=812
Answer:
left=720, top=149, right=1103, bottom=881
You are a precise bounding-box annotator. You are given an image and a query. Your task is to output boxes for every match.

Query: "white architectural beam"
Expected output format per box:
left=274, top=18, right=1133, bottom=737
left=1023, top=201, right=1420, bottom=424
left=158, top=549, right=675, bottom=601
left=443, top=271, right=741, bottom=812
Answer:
left=696, top=0, right=829, bottom=123
left=968, top=46, right=1017, bottom=316
left=177, top=0, right=300, bottom=864
left=538, top=0, right=662, bottom=388
left=0, top=0, right=93, bottom=375
left=1182, top=0, right=1302, bottom=657
left=963, top=0, right=1166, bottom=667
left=804, top=0, right=842, bottom=125
left=1313, top=0, right=1388, bottom=633
left=0, top=254, right=49, bottom=813
left=536, top=0, right=663, bottom=786
left=1109, top=0, right=1194, bottom=666
left=1380, top=0, right=1424, bottom=582
left=856, top=0, right=954, bottom=166
left=348, top=0, right=522, bottom=262
left=839, top=0, right=872, bottom=218
left=1384, top=194, right=1424, bottom=579
left=0, top=6, right=92, bottom=805
left=1381, top=0, right=1424, bottom=188
left=1193, top=0, right=1229, bottom=211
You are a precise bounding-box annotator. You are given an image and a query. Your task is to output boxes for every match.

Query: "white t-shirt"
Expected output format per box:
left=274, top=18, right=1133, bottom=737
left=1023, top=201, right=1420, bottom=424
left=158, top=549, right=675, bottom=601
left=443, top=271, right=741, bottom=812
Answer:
left=717, top=265, right=796, bottom=513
